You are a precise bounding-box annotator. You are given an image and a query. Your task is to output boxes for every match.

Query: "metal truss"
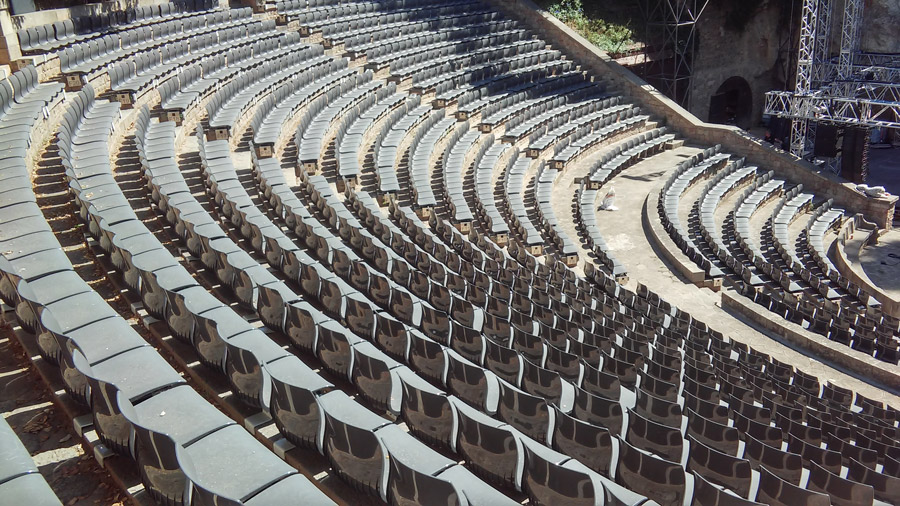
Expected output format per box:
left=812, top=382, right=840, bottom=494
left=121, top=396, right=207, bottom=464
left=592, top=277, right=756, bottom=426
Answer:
left=839, top=0, right=863, bottom=79
left=765, top=0, right=899, bottom=161
left=642, top=0, right=710, bottom=109
left=766, top=91, right=900, bottom=129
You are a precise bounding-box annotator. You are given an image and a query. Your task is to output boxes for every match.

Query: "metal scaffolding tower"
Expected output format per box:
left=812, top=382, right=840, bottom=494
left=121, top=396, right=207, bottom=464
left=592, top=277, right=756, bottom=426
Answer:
left=642, top=0, right=710, bottom=109
left=764, top=0, right=900, bottom=171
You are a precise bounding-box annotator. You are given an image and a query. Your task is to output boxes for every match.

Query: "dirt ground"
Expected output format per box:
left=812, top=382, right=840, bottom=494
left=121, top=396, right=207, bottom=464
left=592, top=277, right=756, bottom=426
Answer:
left=0, top=317, right=128, bottom=506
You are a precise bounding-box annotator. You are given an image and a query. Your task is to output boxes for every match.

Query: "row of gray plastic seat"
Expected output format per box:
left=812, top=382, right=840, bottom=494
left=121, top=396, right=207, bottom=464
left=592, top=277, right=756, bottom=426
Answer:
left=442, top=124, right=480, bottom=225
left=56, top=86, right=337, bottom=506
left=367, top=25, right=524, bottom=72
left=408, top=111, right=456, bottom=210
left=18, top=0, right=216, bottom=54
left=472, top=138, right=512, bottom=238
left=534, top=165, right=580, bottom=258
left=732, top=173, right=785, bottom=283
left=157, top=32, right=285, bottom=113
left=109, top=19, right=278, bottom=103
left=658, top=147, right=731, bottom=281
left=249, top=138, right=663, bottom=506
left=335, top=87, right=405, bottom=180
left=460, top=71, right=589, bottom=124
left=549, top=111, right=649, bottom=169
left=296, top=71, right=382, bottom=168
left=136, top=102, right=516, bottom=505
left=206, top=44, right=326, bottom=131
left=0, top=65, right=72, bottom=506
left=344, top=12, right=515, bottom=57
left=374, top=98, right=428, bottom=194
left=249, top=57, right=349, bottom=142
left=806, top=202, right=845, bottom=280
left=696, top=161, right=761, bottom=282
left=503, top=90, right=612, bottom=143
left=320, top=0, right=485, bottom=42
left=480, top=78, right=597, bottom=132
left=503, top=154, right=544, bottom=248
left=412, top=49, right=558, bottom=93
left=60, top=8, right=253, bottom=82
left=528, top=101, right=633, bottom=155
left=433, top=50, right=576, bottom=106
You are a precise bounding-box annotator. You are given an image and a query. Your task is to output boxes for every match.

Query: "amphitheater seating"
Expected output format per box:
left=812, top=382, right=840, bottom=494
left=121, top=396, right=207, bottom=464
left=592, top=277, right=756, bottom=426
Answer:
left=3, top=2, right=900, bottom=505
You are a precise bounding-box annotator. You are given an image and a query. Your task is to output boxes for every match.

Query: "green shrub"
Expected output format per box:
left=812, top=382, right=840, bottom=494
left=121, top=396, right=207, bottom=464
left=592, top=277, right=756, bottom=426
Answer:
left=541, top=0, right=636, bottom=54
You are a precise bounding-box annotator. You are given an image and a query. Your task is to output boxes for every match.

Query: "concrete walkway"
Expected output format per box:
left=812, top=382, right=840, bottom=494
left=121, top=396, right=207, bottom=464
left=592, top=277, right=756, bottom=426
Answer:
left=860, top=228, right=900, bottom=298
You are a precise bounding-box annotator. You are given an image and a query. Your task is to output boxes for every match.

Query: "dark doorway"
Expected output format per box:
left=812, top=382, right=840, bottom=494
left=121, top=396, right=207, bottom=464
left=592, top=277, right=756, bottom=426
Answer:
left=708, top=76, right=753, bottom=129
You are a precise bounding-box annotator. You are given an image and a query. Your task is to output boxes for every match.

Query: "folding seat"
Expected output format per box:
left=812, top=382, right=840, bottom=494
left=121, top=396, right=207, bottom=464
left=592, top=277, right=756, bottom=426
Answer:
left=573, top=386, right=622, bottom=434
left=31, top=289, right=119, bottom=362
left=691, top=472, right=765, bottom=506
left=369, top=310, right=407, bottom=361
left=686, top=408, right=739, bottom=455
left=483, top=311, right=512, bottom=343
left=564, top=335, right=600, bottom=367
left=545, top=344, right=582, bottom=384
left=755, top=465, right=830, bottom=506
left=804, top=460, right=875, bottom=506
left=388, top=451, right=519, bottom=506
left=71, top=347, right=185, bottom=455
left=367, top=271, right=392, bottom=310
left=455, top=402, right=523, bottom=489
left=521, top=440, right=610, bottom=506
left=408, top=330, right=447, bottom=384
left=497, top=381, right=552, bottom=443
left=743, top=434, right=802, bottom=485
left=601, top=352, right=637, bottom=387
left=687, top=435, right=752, bottom=499
left=447, top=352, right=500, bottom=413
left=828, top=435, right=878, bottom=469
left=550, top=406, right=613, bottom=476
left=847, top=456, right=900, bottom=503
left=390, top=283, right=421, bottom=326
left=615, top=437, right=685, bottom=506
left=634, top=387, right=682, bottom=428
left=733, top=410, right=782, bottom=447
left=637, top=370, right=678, bottom=402
left=163, top=284, right=223, bottom=342
left=627, top=408, right=683, bottom=463
left=580, top=364, right=620, bottom=400
left=267, top=356, right=333, bottom=449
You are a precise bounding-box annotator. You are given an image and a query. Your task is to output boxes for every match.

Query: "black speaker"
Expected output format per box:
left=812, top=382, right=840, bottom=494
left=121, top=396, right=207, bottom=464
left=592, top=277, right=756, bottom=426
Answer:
left=814, top=125, right=839, bottom=158
left=841, top=127, right=869, bottom=183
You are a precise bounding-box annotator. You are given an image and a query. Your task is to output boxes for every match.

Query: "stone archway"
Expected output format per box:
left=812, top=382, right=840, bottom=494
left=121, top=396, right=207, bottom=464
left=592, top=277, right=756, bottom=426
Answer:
left=708, top=76, right=753, bottom=129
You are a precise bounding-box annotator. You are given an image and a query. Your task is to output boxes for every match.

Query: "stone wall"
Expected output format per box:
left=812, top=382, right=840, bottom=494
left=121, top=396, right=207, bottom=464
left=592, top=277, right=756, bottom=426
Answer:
left=489, top=0, right=897, bottom=229
left=690, top=1, right=783, bottom=128
left=863, top=0, right=900, bottom=54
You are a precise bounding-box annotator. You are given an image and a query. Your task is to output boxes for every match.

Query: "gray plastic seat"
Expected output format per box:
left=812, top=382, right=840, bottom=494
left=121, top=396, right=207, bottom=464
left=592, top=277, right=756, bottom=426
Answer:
left=755, top=465, right=829, bottom=506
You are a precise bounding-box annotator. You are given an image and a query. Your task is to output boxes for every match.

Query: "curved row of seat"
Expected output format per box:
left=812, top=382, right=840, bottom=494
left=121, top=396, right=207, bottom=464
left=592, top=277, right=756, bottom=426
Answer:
left=442, top=124, right=481, bottom=228
left=660, top=143, right=898, bottom=362
left=0, top=63, right=67, bottom=506
left=575, top=127, right=676, bottom=279
left=6, top=2, right=900, bottom=505
left=19, top=0, right=216, bottom=55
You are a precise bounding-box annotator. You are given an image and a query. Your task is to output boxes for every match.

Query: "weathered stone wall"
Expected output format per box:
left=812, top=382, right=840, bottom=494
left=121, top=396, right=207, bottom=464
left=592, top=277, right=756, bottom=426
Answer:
left=690, top=1, right=784, bottom=128
left=863, top=0, right=900, bottom=54
left=489, top=0, right=897, bottom=228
